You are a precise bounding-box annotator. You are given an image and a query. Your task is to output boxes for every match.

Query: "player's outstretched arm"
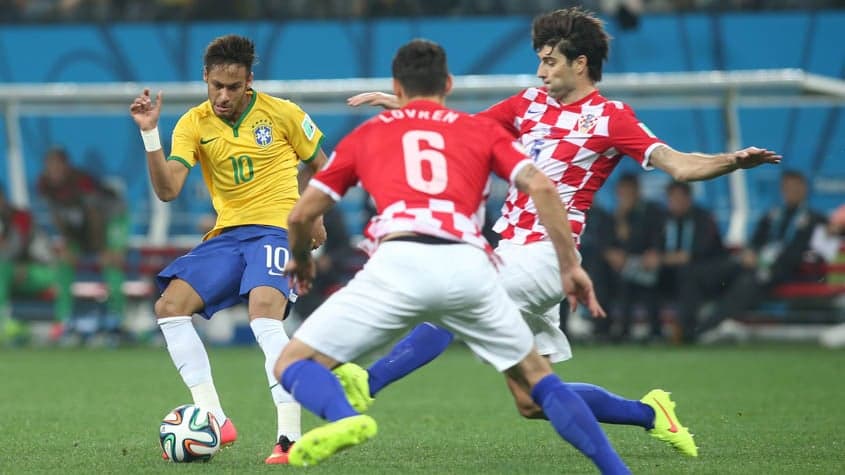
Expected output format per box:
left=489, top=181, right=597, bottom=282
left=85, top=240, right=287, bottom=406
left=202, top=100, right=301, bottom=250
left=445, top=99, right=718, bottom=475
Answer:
left=298, top=148, right=331, bottom=249
left=129, top=88, right=190, bottom=202
left=649, top=144, right=781, bottom=182
left=514, top=164, right=606, bottom=318
left=346, top=92, right=400, bottom=110
left=286, top=186, right=336, bottom=294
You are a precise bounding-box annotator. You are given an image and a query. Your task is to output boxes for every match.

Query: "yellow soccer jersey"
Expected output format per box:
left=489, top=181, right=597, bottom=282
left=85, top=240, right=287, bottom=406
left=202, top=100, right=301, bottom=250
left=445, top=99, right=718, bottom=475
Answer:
left=169, top=90, right=324, bottom=239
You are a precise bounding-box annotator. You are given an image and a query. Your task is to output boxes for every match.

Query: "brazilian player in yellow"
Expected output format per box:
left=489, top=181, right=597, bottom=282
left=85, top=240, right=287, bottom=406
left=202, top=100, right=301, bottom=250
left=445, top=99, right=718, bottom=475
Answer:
left=130, top=35, right=327, bottom=465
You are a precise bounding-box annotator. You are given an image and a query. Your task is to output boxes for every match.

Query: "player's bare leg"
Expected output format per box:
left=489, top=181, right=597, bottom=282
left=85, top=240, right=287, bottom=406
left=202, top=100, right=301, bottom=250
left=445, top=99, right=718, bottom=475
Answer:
left=274, top=339, right=377, bottom=467
left=246, top=285, right=301, bottom=464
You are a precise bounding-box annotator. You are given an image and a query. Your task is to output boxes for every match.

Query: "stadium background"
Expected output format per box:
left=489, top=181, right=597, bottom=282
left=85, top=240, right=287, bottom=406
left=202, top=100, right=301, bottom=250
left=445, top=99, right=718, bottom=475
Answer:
left=1, top=8, right=843, bottom=241
left=1, top=3, right=845, bottom=474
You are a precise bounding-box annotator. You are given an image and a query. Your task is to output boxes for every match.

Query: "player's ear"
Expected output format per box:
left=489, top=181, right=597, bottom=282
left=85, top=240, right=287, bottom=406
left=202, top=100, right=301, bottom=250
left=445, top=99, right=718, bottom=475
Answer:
left=392, top=78, right=404, bottom=100
left=246, top=71, right=254, bottom=88
left=202, top=67, right=208, bottom=82
left=444, top=74, right=454, bottom=96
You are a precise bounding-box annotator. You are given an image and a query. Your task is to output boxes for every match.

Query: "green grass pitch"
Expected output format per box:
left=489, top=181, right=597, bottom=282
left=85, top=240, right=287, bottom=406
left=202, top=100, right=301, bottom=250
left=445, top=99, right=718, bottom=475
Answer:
left=1, top=344, right=842, bottom=474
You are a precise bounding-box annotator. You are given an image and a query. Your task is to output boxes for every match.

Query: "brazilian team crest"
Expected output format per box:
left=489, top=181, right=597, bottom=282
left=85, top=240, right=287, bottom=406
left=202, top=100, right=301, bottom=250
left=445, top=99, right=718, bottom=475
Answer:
left=252, top=119, right=273, bottom=147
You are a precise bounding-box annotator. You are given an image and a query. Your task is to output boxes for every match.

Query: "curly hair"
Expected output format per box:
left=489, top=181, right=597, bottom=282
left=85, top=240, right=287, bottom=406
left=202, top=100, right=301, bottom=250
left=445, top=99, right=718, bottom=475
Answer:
left=532, top=7, right=611, bottom=82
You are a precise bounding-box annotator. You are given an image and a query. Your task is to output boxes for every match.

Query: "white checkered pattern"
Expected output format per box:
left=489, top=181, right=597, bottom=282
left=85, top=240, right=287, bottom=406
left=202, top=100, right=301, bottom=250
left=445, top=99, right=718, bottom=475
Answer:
left=483, top=88, right=664, bottom=245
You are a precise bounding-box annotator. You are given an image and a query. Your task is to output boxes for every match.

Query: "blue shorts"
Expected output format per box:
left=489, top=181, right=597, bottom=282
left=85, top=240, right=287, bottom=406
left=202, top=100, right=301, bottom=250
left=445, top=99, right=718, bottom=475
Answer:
left=156, top=225, right=294, bottom=319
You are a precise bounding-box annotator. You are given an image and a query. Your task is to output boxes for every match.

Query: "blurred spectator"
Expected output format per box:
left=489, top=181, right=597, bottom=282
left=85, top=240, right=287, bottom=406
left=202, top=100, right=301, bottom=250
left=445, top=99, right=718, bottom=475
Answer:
left=593, top=174, right=665, bottom=342
left=578, top=204, right=614, bottom=336
left=36, top=147, right=129, bottom=340
left=0, top=186, right=55, bottom=344
left=292, top=206, right=360, bottom=318
left=695, top=170, right=827, bottom=339
left=656, top=181, right=727, bottom=343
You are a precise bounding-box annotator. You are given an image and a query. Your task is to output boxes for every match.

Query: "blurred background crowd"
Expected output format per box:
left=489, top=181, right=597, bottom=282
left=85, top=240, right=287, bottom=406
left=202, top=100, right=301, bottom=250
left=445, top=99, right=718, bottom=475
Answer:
left=0, top=0, right=843, bottom=23
left=0, top=0, right=843, bottom=348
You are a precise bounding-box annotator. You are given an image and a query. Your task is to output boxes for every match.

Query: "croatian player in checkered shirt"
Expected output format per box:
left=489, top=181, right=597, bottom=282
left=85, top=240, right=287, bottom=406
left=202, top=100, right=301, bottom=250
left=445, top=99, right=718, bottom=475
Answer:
left=272, top=39, right=632, bottom=471
left=343, top=7, right=780, bottom=459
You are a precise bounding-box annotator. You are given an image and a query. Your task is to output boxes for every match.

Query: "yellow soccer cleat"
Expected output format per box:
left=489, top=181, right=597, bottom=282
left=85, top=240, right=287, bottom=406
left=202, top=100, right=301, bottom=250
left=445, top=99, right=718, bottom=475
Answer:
left=640, top=389, right=698, bottom=457
left=288, top=415, right=378, bottom=467
left=333, top=363, right=376, bottom=413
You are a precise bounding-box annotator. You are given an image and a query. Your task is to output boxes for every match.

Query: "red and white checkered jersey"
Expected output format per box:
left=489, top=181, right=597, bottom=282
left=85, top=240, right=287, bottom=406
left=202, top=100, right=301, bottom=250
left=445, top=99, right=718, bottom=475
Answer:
left=480, top=88, right=664, bottom=245
left=311, top=99, right=531, bottom=253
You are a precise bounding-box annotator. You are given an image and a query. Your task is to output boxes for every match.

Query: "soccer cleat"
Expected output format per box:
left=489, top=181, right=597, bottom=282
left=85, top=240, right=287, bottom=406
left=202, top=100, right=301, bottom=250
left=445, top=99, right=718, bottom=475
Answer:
left=265, top=435, right=295, bottom=464
left=333, top=363, right=375, bottom=413
left=288, top=415, right=377, bottom=467
left=219, top=418, right=238, bottom=447
left=640, top=389, right=698, bottom=457
left=162, top=417, right=237, bottom=460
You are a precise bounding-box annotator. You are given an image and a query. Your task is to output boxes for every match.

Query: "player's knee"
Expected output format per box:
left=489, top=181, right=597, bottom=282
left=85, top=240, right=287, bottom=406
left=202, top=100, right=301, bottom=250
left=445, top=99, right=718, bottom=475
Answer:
left=154, top=295, right=191, bottom=318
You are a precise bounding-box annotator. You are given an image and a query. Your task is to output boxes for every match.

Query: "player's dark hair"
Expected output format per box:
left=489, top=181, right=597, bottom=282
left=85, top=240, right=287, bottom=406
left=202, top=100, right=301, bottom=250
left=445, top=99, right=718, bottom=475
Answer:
left=204, top=35, right=256, bottom=72
left=666, top=181, right=691, bottom=196
left=392, top=39, right=449, bottom=97
left=532, top=7, right=610, bottom=82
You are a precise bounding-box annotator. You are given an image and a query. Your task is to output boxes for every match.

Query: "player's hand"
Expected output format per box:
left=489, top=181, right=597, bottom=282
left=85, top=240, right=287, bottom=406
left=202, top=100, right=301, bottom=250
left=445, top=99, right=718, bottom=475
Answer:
left=733, top=147, right=781, bottom=169
left=129, top=88, right=163, bottom=131
left=561, top=265, right=606, bottom=318
left=311, top=216, right=327, bottom=250
left=346, top=92, right=400, bottom=110
left=285, top=257, right=316, bottom=295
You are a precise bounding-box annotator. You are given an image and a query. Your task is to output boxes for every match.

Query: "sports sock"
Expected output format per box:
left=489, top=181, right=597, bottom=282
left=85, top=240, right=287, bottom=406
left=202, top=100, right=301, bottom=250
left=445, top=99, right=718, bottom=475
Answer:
left=250, top=317, right=301, bottom=441
left=158, top=316, right=227, bottom=423
left=568, top=383, right=655, bottom=429
left=281, top=359, right=358, bottom=422
left=367, top=322, right=454, bottom=396
left=532, top=374, right=630, bottom=474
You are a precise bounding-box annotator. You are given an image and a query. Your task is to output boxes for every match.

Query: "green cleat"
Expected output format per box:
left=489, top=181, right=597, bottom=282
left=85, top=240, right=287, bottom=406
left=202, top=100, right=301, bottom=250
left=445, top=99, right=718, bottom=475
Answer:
left=641, top=389, right=699, bottom=457
left=333, top=363, right=375, bottom=413
left=288, top=415, right=377, bottom=467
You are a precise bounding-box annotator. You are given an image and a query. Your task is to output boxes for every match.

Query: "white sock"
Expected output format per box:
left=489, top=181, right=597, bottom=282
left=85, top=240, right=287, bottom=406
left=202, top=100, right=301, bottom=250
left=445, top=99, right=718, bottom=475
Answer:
left=250, top=317, right=301, bottom=441
left=158, top=316, right=226, bottom=424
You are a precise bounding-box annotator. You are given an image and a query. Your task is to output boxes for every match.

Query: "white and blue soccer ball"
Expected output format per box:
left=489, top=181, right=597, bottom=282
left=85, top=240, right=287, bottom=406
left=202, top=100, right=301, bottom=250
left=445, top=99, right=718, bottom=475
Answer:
left=159, top=404, right=221, bottom=462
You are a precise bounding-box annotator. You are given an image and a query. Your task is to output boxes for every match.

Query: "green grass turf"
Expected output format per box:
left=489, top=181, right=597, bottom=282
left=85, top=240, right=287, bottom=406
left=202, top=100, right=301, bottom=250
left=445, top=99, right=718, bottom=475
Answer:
left=1, top=344, right=842, bottom=474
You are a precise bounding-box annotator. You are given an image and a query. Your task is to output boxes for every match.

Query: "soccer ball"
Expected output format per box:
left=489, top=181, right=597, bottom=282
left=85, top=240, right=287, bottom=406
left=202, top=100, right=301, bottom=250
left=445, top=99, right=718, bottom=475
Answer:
left=159, top=404, right=221, bottom=462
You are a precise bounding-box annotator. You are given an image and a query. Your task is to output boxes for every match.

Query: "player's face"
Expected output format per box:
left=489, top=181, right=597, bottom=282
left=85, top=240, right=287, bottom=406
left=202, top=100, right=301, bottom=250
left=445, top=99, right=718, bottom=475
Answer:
left=204, top=64, right=253, bottom=122
left=536, top=46, right=582, bottom=101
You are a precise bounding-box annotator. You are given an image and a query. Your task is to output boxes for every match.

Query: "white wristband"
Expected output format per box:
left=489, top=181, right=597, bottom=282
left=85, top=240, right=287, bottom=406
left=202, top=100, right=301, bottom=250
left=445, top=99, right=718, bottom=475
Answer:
left=140, top=127, right=162, bottom=152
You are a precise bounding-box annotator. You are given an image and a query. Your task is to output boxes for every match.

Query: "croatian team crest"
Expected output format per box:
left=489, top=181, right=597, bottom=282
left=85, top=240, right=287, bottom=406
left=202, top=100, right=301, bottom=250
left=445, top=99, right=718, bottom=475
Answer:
left=252, top=119, right=273, bottom=147
left=577, top=113, right=598, bottom=132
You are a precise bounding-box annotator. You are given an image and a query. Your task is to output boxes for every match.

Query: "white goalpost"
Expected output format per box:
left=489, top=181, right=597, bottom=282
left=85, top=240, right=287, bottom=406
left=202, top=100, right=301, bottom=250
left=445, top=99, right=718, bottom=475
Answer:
left=2, top=68, right=844, bottom=245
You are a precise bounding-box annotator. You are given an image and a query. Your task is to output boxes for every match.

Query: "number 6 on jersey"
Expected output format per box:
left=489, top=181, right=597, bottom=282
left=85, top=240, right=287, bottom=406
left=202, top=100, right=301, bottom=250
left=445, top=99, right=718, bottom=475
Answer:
left=402, top=130, right=447, bottom=194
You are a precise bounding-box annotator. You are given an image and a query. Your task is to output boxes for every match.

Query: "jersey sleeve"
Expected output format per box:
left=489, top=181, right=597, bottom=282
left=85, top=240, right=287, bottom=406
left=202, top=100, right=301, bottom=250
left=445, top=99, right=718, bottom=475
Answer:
left=478, top=94, right=521, bottom=137
left=486, top=120, right=532, bottom=184
left=169, top=112, right=199, bottom=169
left=309, top=133, right=359, bottom=202
left=277, top=100, right=325, bottom=162
left=608, top=104, right=664, bottom=170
